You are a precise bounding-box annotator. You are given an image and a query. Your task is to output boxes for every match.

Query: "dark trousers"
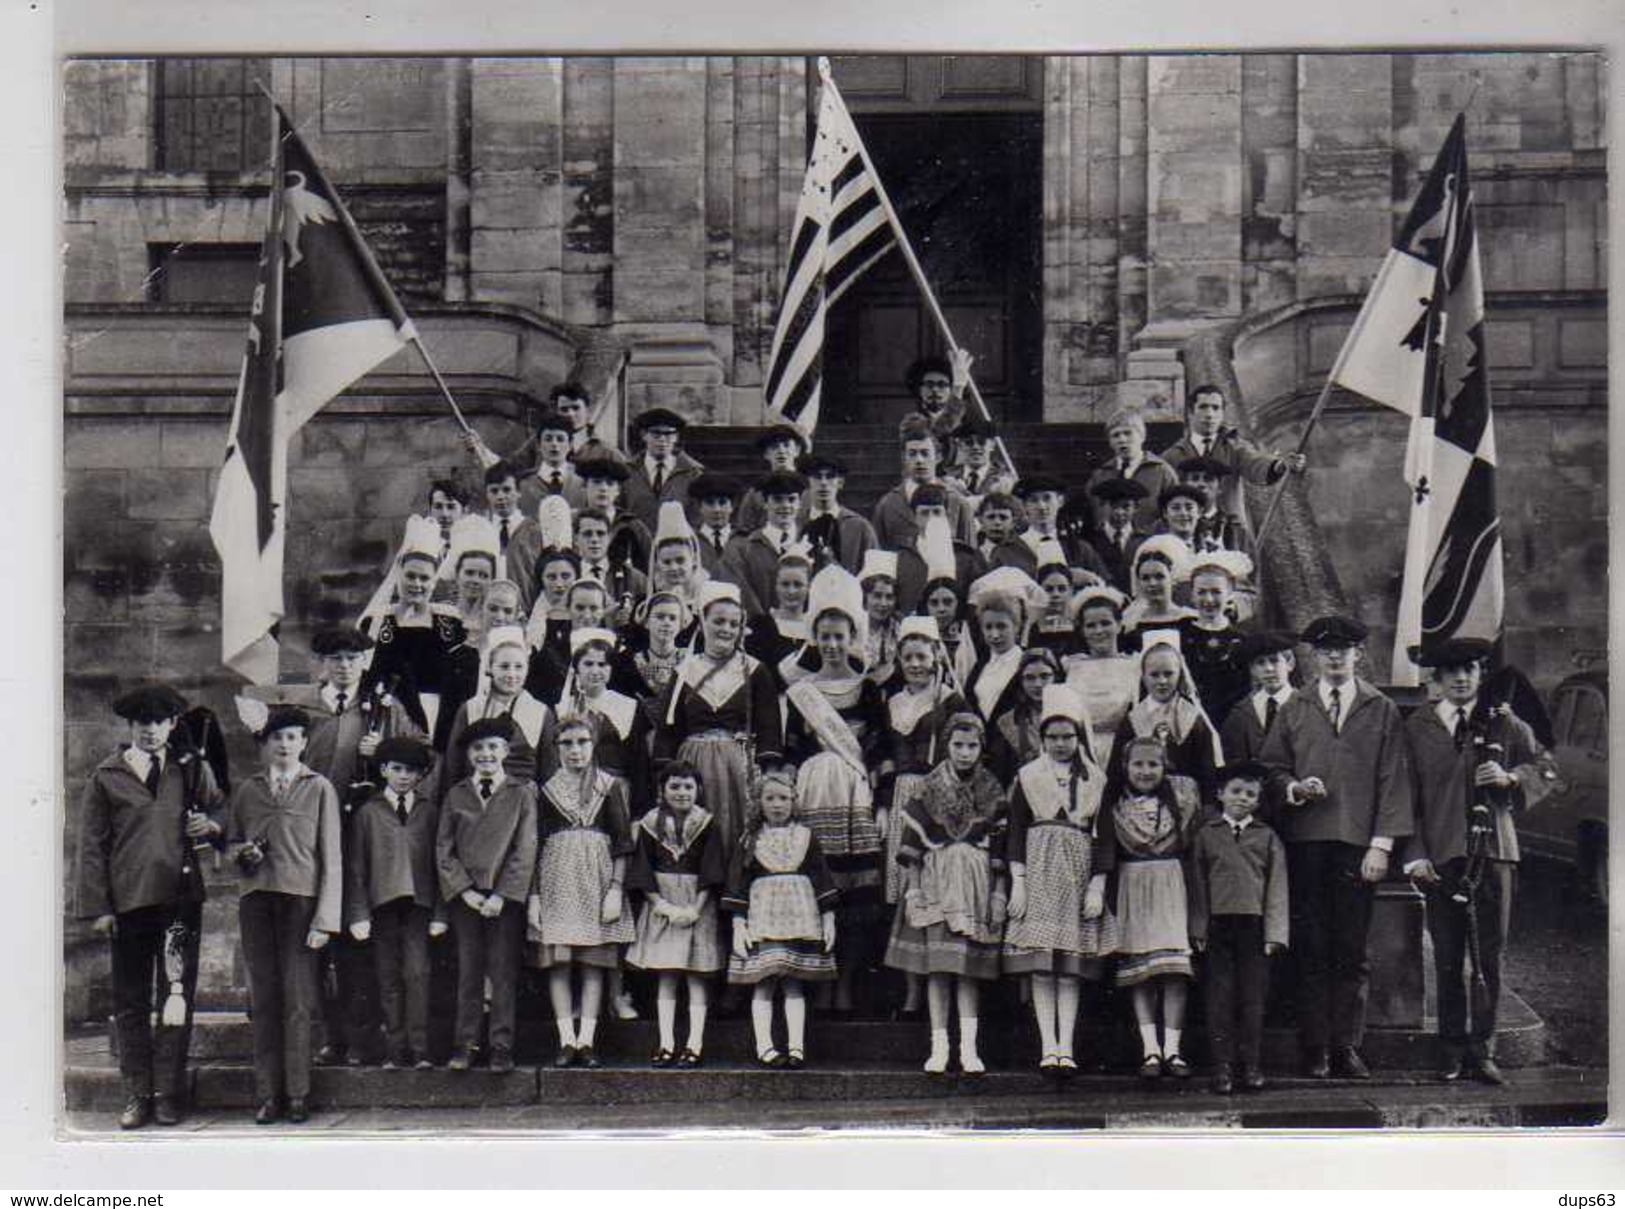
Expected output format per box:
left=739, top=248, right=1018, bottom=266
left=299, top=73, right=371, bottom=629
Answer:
left=1424, top=858, right=1514, bottom=1061
left=318, top=932, right=381, bottom=1057
left=1202, top=914, right=1268, bottom=1068
left=239, top=891, right=318, bottom=1102
left=451, top=898, right=522, bottom=1053
left=110, top=901, right=201, bottom=1099
left=1288, top=840, right=1373, bottom=1050
left=372, top=899, right=433, bottom=1059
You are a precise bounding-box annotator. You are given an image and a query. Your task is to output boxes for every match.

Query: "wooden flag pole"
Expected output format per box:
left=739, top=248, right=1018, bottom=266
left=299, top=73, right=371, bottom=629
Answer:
left=817, top=58, right=1019, bottom=479
left=408, top=336, right=476, bottom=437
left=1251, top=375, right=1334, bottom=550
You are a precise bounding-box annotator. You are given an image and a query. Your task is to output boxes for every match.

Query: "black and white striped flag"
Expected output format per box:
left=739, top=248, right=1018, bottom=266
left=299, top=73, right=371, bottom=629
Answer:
left=762, top=71, right=897, bottom=434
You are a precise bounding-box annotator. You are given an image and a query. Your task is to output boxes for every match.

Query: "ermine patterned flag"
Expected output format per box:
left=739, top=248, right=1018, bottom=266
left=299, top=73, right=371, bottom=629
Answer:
left=1330, top=115, right=1503, bottom=685
left=762, top=73, right=897, bottom=435
left=208, top=104, right=415, bottom=683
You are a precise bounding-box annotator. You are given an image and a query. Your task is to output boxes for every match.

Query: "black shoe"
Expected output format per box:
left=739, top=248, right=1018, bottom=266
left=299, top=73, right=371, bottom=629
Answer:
left=1164, top=1053, right=1192, bottom=1079
left=1472, top=1057, right=1507, bottom=1086
left=447, top=1048, right=474, bottom=1072
left=315, top=1044, right=348, bottom=1067
left=676, top=1047, right=703, bottom=1068
left=785, top=1051, right=804, bottom=1070
left=1303, top=1047, right=1331, bottom=1079
left=413, top=1058, right=435, bottom=1071
left=118, top=1095, right=152, bottom=1130
left=254, top=1098, right=282, bottom=1126
left=1438, top=1053, right=1467, bottom=1082
left=1138, top=1054, right=1164, bottom=1080
left=1332, top=1046, right=1371, bottom=1080
left=553, top=1045, right=578, bottom=1069
left=488, top=1048, right=516, bottom=1074
left=650, top=1048, right=675, bottom=1068
left=382, top=1049, right=409, bottom=1071
left=756, top=1048, right=783, bottom=1069
left=576, top=1046, right=601, bottom=1069
left=1239, top=1065, right=1267, bottom=1092
left=1210, top=1064, right=1233, bottom=1095
left=152, top=1094, right=182, bottom=1126
left=285, top=1097, right=310, bottom=1124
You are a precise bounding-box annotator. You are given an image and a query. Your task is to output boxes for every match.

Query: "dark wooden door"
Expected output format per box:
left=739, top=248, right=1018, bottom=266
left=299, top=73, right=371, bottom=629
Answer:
left=818, top=58, right=1043, bottom=428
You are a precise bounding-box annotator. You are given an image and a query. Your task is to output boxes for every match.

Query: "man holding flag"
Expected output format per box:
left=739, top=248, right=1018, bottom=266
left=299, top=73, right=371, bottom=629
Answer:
left=208, top=104, right=418, bottom=686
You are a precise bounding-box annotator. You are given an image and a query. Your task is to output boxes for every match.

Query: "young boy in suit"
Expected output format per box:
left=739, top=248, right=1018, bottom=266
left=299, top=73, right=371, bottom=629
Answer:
left=1219, top=630, right=1299, bottom=769
left=1188, top=760, right=1290, bottom=1094
left=800, top=452, right=878, bottom=576
left=74, top=684, right=226, bottom=1128
left=345, top=735, right=447, bottom=1070
left=436, top=716, right=539, bottom=1074
left=1259, top=615, right=1414, bottom=1081
left=735, top=423, right=808, bottom=534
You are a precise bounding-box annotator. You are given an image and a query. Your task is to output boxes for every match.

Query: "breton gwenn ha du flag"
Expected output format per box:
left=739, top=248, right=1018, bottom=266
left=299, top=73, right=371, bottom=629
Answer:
left=1329, top=114, right=1504, bottom=685
left=209, top=104, right=414, bottom=683
left=762, top=68, right=897, bottom=434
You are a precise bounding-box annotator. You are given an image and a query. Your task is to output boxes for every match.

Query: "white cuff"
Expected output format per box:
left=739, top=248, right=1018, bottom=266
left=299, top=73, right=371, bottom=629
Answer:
left=1369, top=836, right=1394, bottom=854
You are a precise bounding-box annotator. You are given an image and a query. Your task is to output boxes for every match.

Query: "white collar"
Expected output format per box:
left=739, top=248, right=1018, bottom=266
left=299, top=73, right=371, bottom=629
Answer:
left=123, top=747, right=162, bottom=778
left=807, top=504, right=839, bottom=520
left=762, top=523, right=795, bottom=546
left=1318, top=679, right=1355, bottom=721
left=705, top=523, right=732, bottom=541
left=646, top=454, right=668, bottom=475
left=1436, top=698, right=1477, bottom=727
left=1226, top=814, right=1252, bottom=833
left=473, top=769, right=507, bottom=795
left=385, top=787, right=416, bottom=814
left=321, top=681, right=360, bottom=712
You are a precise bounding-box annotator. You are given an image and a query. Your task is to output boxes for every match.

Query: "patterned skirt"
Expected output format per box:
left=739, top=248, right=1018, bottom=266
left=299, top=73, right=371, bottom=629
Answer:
left=626, top=871, right=724, bottom=974
left=679, top=732, right=750, bottom=857
left=1112, top=857, right=1192, bottom=986
left=527, top=827, right=636, bottom=970
left=882, top=772, right=926, bottom=906
left=727, top=874, right=837, bottom=986
left=800, top=750, right=884, bottom=921
left=1003, top=822, right=1118, bottom=978
left=883, top=843, right=1002, bottom=980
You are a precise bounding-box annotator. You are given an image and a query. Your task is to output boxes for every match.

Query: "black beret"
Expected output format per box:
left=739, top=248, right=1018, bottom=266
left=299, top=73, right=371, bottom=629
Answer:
left=258, top=705, right=311, bottom=739
left=1178, top=455, right=1234, bottom=480
left=910, top=483, right=949, bottom=510
left=459, top=716, right=516, bottom=748
left=532, top=409, right=576, bottom=436
left=757, top=470, right=808, bottom=498
left=1158, top=482, right=1209, bottom=511
left=310, top=625, right=374, bottom=656
left=574, top=455, right=629, bottom=483
left=690, top=473, right=742, bottom=503
left=1215, top=759, right=1271, bottom=786
left=1300, top=615, right=1369, bottom=648
left=1014, top=475, right=1068, bottom=499
left=798, top=451, right=848, bottom=478
left=374, top=736, right=434, bottom=770
left=1090, top=476, right=1149, bottom=502
left=633, top=407, right=687, bottom=434
left=755, top=424, right=808, bottom=452
left=112, top=684, right=189, bottom=723
left=1236, top=629, right=1298, bottom=666
left=1410, top=637, right=1495, bottom=669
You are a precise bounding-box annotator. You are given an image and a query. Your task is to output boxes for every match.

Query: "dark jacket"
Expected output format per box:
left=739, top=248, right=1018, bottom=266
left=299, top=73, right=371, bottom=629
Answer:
left=1187, top=814, right=1290, bottom=947
left=435, top=776, right=540, bottom=903
left=346, top=790, right=446, bottom=925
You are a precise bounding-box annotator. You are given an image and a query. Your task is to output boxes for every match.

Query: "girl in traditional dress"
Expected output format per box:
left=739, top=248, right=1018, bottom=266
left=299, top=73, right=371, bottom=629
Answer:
left=646, top=501, right=710, bottom=638
left=626, top=761, right=726, bottom=1067
left=1027, top=541, right=1085, bottom=658
left=1003, top=685, right=1117, bottom=1075
left=1109, top=637, right=1223, bottom=803
left=920, top=577, right=967, bottom=672
left=877, top=617, right=966, bottom=1016
left=743, top=546, right=812, bottom=678
left=653, top=582, right=783, bottom=858
left=614, top=589, right=688, bottom=703
left=1062, top=585, right=1140, bottom=761
left=724, top=766, right=839, bottom=1068
left=1120, top=535, right=1197, bottom=647
left=441, top=576, right=522, bottom=741
left=525, top=717, right=636, bottom=1067
left=552, top=627, right=650, bottom=801
left=782, top=565, right=888, bottom=1014
left=522, top=548, right=582, bottom=703
left=990, top=647, right=1063, bottom=784
left=1177, top=551, right=1255, bottom=725
left=859, top=549, right=902, bottom=690
left=957, top=568, right=1047, bottom=725
left=884, top=712, right=1009, bottom=1074
left=442, top=626, right=553, bottom=785
left=1098, top=734, right=1202, bottom=1078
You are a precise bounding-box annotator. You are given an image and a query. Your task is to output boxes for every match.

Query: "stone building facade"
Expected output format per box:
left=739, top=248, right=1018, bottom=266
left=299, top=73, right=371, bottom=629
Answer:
left=62, top=56, right=1607, bottom=992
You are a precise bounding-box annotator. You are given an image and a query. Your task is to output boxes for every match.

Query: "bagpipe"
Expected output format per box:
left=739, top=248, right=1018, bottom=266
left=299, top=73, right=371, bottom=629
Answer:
left=345, top=670, right=409, bottom=809
left=159, top=704, right=228, bottom=1027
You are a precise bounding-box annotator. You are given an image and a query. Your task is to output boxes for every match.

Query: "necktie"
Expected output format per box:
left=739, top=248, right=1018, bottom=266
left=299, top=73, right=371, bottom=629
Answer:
left=479, top=776, right=494, bottom=801
left=1199, top=438, right=1210, bottom=458
left=777, top=530, right=788, bottom=554
left=1264, top=695, right=1278, bottom=733
left=1231, top=822, right=1244, bottom=839
left=334, top=691, right=347, bottom=715
left=1453, top=706, right=1468, bottom=750
left=1119, top=458, right=1130, bottom=476
left=440, top=537, right=452, bottom=564
left=591, top=563, right=605, bottom=580
left=498, top=517, right=511, bottom=551
left=1328, top=686, right=1342, bottom=733
left=273, top=774, right=288, bottom=800
left=652, top=461, right=667, bottom=493
left=395, top=794, right=409, bottom=825
left=549, top=472, right=563, bottom=492
left=144, top=758, right=161, bottom=797
left=711, top=529, right=725, bottom=555
left=967, top=470, right=981, bottom=494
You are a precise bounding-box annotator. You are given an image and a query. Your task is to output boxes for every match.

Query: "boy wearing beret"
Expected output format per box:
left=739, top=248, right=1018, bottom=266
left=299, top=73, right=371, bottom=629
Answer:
left=346, top=736, right=447, bottom=1070
left=1188, top=760, right=1290, bottom=1094
left=724, top=470, right=808, bottom=616
left=1259, top=615, right=1414, bottom=1081
left=735, top=424, right=808, bottom=535
left=623, top=408, right=706, bottom=534
left=577, top=455, right=654, bottom=576
left=799, top=452, right=878, bottom=576
left=74, top=684, right=226, bottom=1128
left=1401, top=639, right=1555, bottom=1086
left=227, top=705, right=343, bottom=1124
left=435, top=716, right=539, bottom=1074
left=689, top=473, right=743, bottom=583
left=1082, top=477, right=1149, bottom=595
left=894, top=484, right=989, bottom=614
left=872, top=413, right=978, bottom=552
left=1219, top=630, right=1299, bottom=770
